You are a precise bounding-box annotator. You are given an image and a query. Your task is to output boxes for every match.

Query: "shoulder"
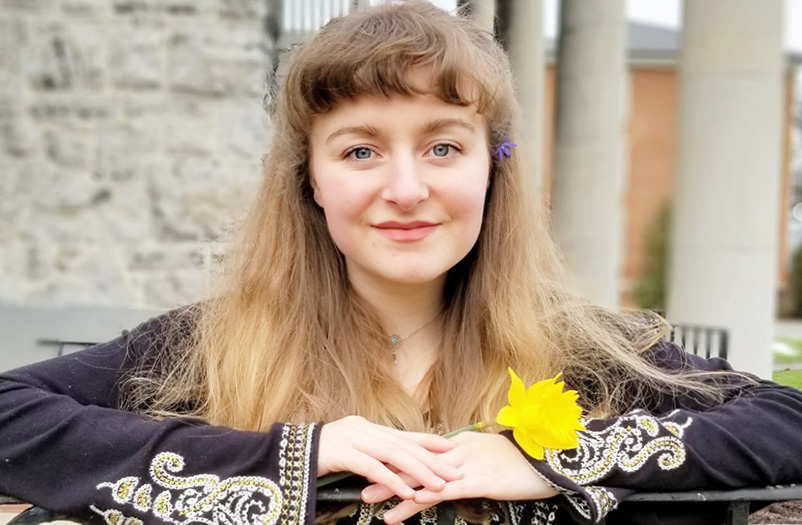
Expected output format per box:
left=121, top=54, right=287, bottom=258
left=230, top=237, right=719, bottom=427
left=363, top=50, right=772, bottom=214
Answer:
left=122, top=304, right=199, bottom=357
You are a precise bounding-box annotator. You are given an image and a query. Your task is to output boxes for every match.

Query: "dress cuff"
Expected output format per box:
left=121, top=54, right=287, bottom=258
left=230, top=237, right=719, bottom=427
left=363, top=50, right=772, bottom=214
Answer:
left=501, top=430, right=629, bottom=524
left=88, top=422, right=319, bottom=525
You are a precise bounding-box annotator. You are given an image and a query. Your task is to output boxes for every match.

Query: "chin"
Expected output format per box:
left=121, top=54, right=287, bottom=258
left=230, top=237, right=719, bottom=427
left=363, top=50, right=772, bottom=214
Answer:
left=380, top=270, right=449, bottom=286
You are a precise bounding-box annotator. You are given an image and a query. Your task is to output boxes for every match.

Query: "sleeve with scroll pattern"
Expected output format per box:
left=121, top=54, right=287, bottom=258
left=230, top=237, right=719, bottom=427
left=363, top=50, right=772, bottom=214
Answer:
left=0, top=312, right=321, bottom=525
left=507, top=341, right=802, bottom=524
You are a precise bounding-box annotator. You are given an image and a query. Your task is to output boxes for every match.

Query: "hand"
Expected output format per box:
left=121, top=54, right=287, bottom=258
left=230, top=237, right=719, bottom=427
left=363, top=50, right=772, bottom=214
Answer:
left=361, top=432, right=558, bottom=524
left=318, top=416, right=463, bottom=501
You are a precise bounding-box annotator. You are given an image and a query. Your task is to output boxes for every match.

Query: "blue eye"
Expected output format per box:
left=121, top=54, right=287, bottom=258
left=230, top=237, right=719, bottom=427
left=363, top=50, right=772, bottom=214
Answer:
left=431, top=144, right=453, bottom=157
left=349, top=147, right=373, bottom=160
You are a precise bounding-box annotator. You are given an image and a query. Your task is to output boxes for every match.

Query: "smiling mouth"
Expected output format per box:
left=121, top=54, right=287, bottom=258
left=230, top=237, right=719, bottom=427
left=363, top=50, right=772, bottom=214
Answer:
left=374, top=221, right=439, bottom=242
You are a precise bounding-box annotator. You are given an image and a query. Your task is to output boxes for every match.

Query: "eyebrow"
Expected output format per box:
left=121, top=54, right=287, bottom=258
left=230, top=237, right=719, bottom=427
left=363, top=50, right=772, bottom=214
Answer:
left=420, top=118, right=476, bottom=135
left=325, top=124, right=382, bottom=145
left=324, top=118, right=476, bottom=145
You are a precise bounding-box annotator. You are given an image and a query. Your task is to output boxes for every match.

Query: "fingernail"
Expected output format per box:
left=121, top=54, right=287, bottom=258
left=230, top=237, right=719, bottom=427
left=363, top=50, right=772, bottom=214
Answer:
left=362, top=487, right=377, bottom=502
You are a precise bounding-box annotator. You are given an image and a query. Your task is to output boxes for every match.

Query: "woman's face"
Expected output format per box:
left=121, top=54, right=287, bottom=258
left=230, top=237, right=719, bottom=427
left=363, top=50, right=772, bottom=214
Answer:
left=308, top=93, right=491, bottom=291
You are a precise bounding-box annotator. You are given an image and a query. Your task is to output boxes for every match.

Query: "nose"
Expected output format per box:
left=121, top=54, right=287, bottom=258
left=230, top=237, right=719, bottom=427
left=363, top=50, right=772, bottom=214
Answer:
left=381, top=154, right=429, bottom=210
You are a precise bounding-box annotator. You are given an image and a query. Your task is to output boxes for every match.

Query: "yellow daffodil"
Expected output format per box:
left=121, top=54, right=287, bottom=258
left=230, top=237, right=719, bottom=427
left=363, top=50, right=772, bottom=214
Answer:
left=496, top=368, right=585, bottom=460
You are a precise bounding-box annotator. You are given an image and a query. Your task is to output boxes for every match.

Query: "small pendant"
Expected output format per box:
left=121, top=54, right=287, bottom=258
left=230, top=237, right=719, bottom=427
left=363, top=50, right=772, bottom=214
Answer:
left=389, top=334, right=401, bottom=344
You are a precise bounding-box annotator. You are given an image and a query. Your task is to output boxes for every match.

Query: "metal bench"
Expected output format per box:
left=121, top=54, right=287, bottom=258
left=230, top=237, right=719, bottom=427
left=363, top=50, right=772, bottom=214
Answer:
left=0, top=495, right=88, bottom=525
left=665, top=324, right=729, bottom=360
left=3, top=485, right=802, bottom=525
left=316, top=485, right=802, bottom=525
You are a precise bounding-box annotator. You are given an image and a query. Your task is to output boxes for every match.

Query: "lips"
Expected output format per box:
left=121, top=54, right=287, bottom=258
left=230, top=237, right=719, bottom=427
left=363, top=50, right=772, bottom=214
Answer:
left=374, top=221, right=439, bottom=242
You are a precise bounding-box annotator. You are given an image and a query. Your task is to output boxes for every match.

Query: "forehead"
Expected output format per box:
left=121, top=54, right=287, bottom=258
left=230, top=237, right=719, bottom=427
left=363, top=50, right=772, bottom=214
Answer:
left=309, top=93, right=487, bottom=141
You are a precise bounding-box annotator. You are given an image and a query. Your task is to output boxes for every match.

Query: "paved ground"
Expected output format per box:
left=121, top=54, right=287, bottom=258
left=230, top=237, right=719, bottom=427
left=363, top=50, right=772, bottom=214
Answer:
left=776, top=319, right=802, bottom=340
left=775, top=362, right=802, bottom=371
left=774, top=319, right=802, bottom=371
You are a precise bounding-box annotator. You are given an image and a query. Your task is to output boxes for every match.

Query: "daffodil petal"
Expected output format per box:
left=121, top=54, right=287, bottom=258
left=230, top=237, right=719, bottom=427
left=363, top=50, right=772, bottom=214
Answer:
left=550, top=435, right=581, bottom=449
left=507, top=368, right=526, bottom=407
left=513, top=426, right=545, bottom=460
left=496, top=405, right=520, bottom=427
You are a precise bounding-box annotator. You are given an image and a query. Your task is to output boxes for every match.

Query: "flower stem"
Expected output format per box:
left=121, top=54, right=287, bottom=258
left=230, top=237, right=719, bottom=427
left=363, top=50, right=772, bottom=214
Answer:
left=441, top=420, right=497, bottom=438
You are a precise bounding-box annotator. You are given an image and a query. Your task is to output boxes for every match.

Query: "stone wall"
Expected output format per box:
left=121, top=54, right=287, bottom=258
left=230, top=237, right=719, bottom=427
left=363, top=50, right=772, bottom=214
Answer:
left=0, top=0, right=273, bottom=310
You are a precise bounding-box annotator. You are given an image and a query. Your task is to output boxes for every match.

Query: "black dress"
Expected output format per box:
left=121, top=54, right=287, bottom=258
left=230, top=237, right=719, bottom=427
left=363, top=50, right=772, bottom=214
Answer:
left=1, top=312, right=801, bottom=525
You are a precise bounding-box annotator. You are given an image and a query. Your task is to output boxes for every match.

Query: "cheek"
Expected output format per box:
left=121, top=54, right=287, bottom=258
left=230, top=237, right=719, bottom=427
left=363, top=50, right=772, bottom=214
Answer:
left=446, top=176, right=489, bottom=251
left=454, top=172, right=490, bottom=223
left=465, top=192, right=488, bottom=240
left=318, top=203, right=359, bottom=261
left=311, top=178, right=367, bottom=254
left=310, top=156, right=380, bottom=217
left=315, top=187, right=353, bottom=235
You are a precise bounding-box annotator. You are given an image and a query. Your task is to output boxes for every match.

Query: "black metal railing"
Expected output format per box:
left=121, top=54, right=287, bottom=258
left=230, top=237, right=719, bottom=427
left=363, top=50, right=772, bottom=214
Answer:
left=665, top=324, right=729, bottom=360
left=4, top=485, right=802, bottom=525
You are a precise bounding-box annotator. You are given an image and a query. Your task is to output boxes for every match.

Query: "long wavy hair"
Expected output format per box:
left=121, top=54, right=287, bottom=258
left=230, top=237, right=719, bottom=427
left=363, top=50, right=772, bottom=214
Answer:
left=124, top=1, right=731, bottom=439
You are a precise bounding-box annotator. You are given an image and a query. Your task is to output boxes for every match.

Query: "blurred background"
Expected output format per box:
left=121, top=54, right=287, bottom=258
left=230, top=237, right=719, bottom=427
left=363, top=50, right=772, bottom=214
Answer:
left=0, top=0, right=801, bottom=381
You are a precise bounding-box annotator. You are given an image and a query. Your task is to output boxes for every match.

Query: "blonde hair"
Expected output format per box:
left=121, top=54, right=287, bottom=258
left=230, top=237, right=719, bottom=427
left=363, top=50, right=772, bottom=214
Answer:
left=124, top=1, right=732, bottom=438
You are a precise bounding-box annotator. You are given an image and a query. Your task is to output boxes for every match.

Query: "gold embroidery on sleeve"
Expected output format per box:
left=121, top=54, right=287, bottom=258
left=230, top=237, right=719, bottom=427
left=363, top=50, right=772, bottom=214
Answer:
left=278, top=423, right=315, bottom=525
left=133, top=485, right=152, bottom=512
left=91, top=423, right=317, bottom=525
left=544, top=410, right=692, bottom=486
left=93, top=451, right=281, bottom=525
left=506, top=501, right=558, bottom=525
left=555, top=485, right=618, bottom=522
left=88, top=506, right=143, bottom=525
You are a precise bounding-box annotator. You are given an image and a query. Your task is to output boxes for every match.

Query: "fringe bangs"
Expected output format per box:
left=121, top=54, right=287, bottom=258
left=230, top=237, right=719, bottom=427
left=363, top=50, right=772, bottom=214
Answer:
left=281, top=0, right=512, bottom=134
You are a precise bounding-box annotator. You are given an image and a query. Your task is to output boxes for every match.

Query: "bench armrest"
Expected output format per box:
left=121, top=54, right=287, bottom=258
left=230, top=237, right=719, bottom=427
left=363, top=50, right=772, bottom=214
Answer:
left=3, top=486, right=802, bottom=525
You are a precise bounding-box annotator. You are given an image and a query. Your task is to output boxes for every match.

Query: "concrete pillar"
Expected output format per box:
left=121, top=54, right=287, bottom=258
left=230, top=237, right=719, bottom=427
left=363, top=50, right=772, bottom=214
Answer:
left=470, top=0, right=495, bottom=34
left=497, top=0, right=546, bottom=206
left=550, top=0, right=627, bottom=307
left=668, top=1, right=784, bottom=378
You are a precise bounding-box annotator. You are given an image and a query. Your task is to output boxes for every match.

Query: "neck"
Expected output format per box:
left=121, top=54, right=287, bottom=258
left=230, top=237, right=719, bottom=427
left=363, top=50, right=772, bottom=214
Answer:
left=347, top=271, right=446, bottom=404
left=351, top=277, right=445, bottom=337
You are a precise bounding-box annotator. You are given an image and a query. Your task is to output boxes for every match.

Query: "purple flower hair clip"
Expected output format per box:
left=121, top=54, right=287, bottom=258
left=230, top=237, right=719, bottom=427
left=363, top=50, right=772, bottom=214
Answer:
left=494, top=136, right=517, bottom=160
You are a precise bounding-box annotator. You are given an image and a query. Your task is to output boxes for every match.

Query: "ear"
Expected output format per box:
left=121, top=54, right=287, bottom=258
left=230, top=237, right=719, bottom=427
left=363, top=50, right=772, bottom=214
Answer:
left=308, top=165, right=323, bottom=207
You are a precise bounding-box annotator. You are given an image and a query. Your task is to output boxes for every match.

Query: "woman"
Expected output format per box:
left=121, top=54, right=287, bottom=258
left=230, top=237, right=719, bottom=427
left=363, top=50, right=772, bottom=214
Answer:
left=1, top=2, right=801, bottom=525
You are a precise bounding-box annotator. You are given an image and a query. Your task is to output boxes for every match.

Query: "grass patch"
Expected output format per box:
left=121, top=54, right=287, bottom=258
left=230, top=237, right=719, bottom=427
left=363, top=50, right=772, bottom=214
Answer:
left=773, top=337, right=802, bottom=363
left=773, top=370, right=802, bottom=389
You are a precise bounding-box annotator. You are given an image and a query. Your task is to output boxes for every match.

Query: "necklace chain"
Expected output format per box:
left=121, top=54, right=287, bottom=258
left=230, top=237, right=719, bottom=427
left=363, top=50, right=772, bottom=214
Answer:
left=388, top=306, right=444, bottom=364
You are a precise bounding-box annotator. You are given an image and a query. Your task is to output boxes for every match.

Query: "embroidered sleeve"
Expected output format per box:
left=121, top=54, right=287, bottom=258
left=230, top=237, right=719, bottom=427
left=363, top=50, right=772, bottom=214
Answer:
left=512, top=343, right=802, bottom=524
left=506, top=500, right=564, bottom=525
left=336, top=498, right=563, bottom=525
left=0, top=312, right=322, bottom=525
left=544, top=410, right=692, bottom=486
left=521, top=409, right=691, bottom=523
left=88, top=424, right=317, bottom=525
